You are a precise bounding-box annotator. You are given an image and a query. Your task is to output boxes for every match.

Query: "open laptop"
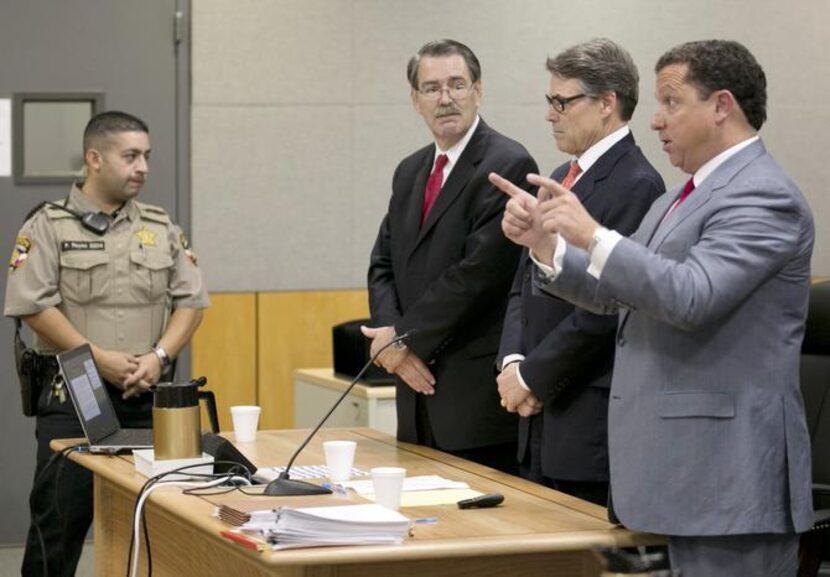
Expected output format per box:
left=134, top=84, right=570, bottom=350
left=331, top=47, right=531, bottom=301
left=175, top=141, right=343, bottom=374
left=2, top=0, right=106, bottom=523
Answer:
left=58, top=343, right=153, bottom=453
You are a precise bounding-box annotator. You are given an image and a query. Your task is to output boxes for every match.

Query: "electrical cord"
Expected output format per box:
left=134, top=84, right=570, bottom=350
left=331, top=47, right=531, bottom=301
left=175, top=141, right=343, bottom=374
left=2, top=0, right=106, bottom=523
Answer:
left=126, top=461, right=254, bottom=577
left=53, top=445, right=74, bottom=570
left=126, top=460, right=255, bottom=577
left=28, top=443, right=88, bottom=577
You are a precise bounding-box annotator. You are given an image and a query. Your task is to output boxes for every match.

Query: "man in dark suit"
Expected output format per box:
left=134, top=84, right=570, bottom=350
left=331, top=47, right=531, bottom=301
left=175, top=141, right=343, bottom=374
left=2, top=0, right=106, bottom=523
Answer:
left=497, top=39, right=664, bottom=505
left=494, top=40, right=813, bottom=577
left=364, top=39, right=538, bottom=473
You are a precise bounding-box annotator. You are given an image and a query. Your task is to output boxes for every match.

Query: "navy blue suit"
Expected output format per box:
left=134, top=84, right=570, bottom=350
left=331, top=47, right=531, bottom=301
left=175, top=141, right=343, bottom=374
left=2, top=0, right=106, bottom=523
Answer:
left=498, top=133, right=663, bottom=499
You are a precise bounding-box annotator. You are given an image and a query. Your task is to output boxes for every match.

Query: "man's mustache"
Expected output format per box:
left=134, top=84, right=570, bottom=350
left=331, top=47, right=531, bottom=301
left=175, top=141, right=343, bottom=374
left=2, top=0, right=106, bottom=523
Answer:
left=435, top=106, right=460, bottom=117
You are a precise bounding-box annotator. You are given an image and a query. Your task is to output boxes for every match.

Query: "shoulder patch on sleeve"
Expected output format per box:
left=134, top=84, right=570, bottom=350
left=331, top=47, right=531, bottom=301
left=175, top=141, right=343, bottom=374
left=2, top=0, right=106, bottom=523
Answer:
left=179, top=231, right=198, bottom=266
left=9, top=236, right=32, bottom=271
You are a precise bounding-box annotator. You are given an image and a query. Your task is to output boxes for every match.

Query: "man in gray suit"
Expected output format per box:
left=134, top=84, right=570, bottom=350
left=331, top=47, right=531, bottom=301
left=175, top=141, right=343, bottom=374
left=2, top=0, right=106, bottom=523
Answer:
left=491, top=40, right=813, bottom=577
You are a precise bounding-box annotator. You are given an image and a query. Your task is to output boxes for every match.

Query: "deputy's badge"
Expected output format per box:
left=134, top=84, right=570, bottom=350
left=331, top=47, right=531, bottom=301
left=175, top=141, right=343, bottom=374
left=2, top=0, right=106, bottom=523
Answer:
left=9, top=236, right=32, bottom=271
left=179, top=232, right=198, bottom=266
left=135, top=226, right=157, bottom=247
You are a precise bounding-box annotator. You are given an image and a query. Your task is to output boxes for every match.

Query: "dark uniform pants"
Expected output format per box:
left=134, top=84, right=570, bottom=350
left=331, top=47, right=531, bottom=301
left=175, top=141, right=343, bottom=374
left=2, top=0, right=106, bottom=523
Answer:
left=22, top=379, right=151, bottom=577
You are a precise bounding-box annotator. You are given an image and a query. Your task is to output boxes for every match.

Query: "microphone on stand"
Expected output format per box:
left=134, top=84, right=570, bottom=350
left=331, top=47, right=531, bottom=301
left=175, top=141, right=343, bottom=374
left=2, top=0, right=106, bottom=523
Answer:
left=264, top=330, right=417, bottom=496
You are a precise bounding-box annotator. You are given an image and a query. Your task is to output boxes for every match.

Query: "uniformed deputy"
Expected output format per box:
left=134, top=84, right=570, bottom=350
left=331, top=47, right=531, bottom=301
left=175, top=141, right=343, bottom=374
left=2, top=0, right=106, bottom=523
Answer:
left=4, top=111, right=208, bottom=577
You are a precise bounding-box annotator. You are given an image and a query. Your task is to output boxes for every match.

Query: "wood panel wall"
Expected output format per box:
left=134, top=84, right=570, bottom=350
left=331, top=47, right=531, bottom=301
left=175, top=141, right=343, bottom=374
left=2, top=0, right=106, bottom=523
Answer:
left=193, top=280, right=829, bottom=432
left=191, top=290, right=369, bottom=431
left=190, top=293, right=257, bottom=432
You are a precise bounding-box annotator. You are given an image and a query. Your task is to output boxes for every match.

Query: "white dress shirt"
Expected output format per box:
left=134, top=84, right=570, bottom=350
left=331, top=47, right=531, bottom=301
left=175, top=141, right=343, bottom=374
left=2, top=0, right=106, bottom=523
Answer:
left=430, top=115, right=480, bottom=185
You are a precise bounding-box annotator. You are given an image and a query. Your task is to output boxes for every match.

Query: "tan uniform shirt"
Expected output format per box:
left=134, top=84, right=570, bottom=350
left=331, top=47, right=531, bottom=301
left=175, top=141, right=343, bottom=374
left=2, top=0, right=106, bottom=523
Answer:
left=5, top=184, right=209, bottom=355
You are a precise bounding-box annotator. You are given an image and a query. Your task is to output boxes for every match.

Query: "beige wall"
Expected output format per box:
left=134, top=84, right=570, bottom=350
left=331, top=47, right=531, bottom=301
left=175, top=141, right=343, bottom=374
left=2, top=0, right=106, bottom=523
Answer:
left=192, top=0, right=830, bottom=292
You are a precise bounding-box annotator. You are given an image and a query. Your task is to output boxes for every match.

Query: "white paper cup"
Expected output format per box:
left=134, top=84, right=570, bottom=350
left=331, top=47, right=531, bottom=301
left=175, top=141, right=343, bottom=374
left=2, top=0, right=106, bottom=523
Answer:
left=323, top=440, right=357, bottom=482
left=370, top=466, right=406, bottom=510
left=230, top=405, right=261, bottom=443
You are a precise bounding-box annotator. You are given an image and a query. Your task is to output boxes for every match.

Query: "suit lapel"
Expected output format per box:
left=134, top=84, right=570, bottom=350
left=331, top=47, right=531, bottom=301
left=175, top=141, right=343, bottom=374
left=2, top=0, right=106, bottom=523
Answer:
left=401, top=148, right=434, bottom=259
left=647, top=184, right=713, bottom=249
left=571, top=171, right=596, bottom=203
left=646, top=139, right=767, bottom=251
left=570, top=132, right=637, bottom=205
left=617, top=139, right=768, bottom=340
left=410, top=121, right=489, bottom=252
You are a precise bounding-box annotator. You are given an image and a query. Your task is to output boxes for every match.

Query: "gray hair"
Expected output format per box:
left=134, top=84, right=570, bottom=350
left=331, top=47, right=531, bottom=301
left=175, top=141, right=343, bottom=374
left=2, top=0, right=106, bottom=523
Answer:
left=546, top=38, right=639, bottom=121
left=407, top=39, right=481, bottom=90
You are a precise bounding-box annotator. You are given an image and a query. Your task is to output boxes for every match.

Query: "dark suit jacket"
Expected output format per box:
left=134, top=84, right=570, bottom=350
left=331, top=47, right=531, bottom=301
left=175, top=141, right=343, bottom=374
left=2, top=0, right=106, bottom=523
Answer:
left=368, top=119, right=538, bottom=451
left=498, top=133, right=664, bottom=481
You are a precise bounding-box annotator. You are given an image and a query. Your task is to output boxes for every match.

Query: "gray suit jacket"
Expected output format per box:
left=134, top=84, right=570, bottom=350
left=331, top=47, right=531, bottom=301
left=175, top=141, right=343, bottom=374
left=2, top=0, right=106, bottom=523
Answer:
left=537, top=139, right=814, bottom=536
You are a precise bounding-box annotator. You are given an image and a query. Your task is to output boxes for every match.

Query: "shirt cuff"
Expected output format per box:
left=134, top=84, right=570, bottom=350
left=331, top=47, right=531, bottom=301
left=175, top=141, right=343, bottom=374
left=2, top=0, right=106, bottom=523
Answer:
left=586, top=228, right=623, bottom=279
left=514, top=364, right=531, bottom=392
left=501, top=354, right=525, bottom=370
left=530, top=234, right=566, bottom=279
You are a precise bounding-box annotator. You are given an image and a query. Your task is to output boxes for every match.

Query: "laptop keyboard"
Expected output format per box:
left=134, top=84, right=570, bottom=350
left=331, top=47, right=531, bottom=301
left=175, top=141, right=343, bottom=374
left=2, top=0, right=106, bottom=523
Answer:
left=103, top=428, right=153, bottom=446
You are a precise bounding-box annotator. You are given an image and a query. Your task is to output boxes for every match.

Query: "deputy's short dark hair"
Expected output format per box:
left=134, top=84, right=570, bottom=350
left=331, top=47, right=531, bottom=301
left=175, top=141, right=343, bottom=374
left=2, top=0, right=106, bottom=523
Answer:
left=407, top=39, right=481, bottom=90
left=656, top=40, right=767, bottom=130
left=83, top=111, right=149, bottom=152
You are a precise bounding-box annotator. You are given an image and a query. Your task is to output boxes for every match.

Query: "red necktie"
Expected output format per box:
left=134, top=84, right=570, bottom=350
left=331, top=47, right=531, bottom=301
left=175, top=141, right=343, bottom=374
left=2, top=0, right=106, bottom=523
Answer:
left=665, top=178, right=695, bottom=219
left=677, top=178, right=695, bottom=205
left=421, top=154, right=449, bottom=225
left=560, top=161, right=582, bottom=190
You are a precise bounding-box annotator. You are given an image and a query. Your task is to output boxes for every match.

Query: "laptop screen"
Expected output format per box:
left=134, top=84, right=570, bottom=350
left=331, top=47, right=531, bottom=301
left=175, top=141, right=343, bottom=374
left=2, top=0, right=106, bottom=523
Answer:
left=58, top=344, right=120, bottom=443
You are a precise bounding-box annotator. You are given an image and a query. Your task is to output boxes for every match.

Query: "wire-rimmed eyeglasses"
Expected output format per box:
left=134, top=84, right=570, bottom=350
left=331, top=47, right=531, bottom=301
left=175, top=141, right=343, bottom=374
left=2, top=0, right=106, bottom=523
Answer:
left=418, top=82, right=474, bottom=101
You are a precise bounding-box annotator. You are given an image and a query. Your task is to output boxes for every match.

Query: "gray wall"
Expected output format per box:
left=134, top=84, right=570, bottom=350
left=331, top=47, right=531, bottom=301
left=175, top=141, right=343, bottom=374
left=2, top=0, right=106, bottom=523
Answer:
left=0, top=0, right=189, bottom=545
left=192, top=0, right=830, bottom=292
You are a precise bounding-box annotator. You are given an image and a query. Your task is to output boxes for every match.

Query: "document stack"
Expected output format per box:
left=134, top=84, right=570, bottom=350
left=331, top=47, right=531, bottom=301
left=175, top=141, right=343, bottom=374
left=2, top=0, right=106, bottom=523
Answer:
left=241, top=503, right=411, bottom=549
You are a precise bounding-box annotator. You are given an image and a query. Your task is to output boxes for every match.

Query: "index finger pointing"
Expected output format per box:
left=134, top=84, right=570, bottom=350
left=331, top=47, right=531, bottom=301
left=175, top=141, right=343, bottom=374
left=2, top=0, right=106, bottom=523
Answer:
left=527, top=173, right=571, bottom=198
left=488, top=172, right=526, bottom=199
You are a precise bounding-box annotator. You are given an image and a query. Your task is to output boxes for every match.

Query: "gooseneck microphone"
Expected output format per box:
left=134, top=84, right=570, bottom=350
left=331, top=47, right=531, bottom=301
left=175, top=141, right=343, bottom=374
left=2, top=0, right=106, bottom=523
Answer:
left=264, top=330, right=416, bottom=496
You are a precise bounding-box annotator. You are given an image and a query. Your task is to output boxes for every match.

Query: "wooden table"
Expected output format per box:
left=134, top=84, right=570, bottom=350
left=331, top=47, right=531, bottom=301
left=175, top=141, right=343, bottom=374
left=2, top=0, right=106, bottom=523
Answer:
left=54, top=428, right=662, bottom=577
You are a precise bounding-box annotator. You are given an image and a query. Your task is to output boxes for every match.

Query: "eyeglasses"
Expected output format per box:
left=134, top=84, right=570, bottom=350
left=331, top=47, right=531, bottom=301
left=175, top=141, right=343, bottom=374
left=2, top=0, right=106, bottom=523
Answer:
left=545, top=93, right=587, bottom=113
left=417, top=82, right=474, bottom=102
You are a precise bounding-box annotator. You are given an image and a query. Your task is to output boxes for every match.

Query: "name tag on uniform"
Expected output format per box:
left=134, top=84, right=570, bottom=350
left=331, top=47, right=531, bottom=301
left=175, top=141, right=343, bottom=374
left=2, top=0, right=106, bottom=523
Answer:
left=61, top=241, right=105, bottom=251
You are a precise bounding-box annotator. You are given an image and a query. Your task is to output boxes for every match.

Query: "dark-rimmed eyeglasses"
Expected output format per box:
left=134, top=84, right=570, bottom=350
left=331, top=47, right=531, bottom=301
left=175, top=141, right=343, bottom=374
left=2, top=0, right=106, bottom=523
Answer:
left=545, top=93, right=587, bottom=113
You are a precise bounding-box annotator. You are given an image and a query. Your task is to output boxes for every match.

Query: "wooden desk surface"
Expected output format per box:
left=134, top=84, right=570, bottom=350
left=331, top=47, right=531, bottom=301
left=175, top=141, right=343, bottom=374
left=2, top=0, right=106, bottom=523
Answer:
left=55, top=429, right=662, bottom=576
left=294, top=368, right=396, bottom=400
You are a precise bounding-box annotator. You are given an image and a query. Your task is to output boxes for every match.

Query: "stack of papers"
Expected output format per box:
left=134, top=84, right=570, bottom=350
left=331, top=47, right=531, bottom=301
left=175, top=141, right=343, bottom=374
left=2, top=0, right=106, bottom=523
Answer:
left=217, top=495, right=357, bottom=526
left=241, top=504, right=410, bottom=549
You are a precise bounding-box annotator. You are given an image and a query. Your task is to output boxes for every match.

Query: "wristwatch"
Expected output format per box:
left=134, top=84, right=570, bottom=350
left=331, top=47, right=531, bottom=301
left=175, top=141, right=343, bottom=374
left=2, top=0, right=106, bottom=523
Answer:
left=392, top=332, right=408, bottom=350
left=152, top=345, right=171, bottom=370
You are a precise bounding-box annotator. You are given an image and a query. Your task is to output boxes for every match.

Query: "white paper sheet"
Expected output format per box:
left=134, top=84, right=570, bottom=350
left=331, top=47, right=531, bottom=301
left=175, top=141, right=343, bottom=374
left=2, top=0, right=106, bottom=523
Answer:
left=340, top=475, right=470, bottom=495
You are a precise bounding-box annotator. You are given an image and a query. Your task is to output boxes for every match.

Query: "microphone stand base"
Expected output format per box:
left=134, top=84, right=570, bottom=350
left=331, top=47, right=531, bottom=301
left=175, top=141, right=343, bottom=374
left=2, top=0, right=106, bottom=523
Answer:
left=263, top=478, right=333, bottom=496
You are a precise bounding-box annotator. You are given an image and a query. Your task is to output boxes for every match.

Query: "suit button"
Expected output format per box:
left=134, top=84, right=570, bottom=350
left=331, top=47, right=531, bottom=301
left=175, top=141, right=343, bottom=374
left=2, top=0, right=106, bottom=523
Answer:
left=523, top=271, right=531, bottom=282
left=617, top=335, right=626, bottom=346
